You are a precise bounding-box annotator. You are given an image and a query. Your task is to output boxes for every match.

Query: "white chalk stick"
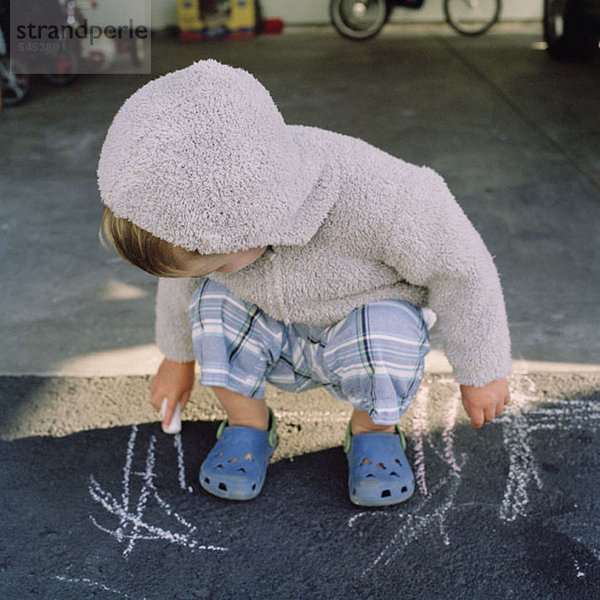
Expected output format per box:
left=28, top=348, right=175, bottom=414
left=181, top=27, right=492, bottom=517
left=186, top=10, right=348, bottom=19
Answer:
left=161, top=398, right=182, bottom=435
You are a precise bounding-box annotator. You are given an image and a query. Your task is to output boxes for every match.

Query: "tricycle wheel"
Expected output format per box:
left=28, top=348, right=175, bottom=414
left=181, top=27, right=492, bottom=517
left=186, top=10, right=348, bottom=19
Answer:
left=330, top=0, right=391, bottom=40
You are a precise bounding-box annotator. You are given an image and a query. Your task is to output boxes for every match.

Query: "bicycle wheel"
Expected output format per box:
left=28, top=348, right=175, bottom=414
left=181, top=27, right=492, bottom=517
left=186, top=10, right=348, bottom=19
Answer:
left=444, top=0, right=502, bottom=36
left=543, top=0, right=600, bottom=61
left=330, top=0, right=391, bottom=40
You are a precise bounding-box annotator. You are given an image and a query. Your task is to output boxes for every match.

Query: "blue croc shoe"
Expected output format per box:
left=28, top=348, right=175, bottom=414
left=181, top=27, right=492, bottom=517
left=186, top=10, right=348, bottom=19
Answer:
left=345, top=422, right=415, bottom=507
left=200, top=408, right=278, bottom=501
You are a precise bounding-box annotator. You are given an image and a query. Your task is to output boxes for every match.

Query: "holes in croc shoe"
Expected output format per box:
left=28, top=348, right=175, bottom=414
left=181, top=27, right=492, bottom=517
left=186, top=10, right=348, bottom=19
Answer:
left=381, top=490, right=391, bottom=498
left=228, top=457, right=238, bottom=463
left=401, top=486, right=408, bottom=493
left=375, top=463, right=386, bottom=470
left=244, top=453, right=255, bottom=461
left=238, top=467, right=246, bottom=473
left=216, top=464, right=224, bottom=469
left=218, top=482, right=227, bottom=491
left=390, top=472, right=399, bottom=477
left=360, top=458, right=372, bottom=466
left=366, top=473, right=375, bottom=478
left=217, top=451, right=224, bottom=456
left=252, top=483, right=257, bottom=491
left=204, top=477, right=210, bottom=484
left=394, top=458, right=402, bottom=465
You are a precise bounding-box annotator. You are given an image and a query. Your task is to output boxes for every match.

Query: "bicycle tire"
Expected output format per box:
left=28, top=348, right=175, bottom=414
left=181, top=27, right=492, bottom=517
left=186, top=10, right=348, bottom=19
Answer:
left=330, top=0, right=391, bottom=40
left=543, top=0, right=600, bottom=61
left=444, top=0, right=502, bottom=37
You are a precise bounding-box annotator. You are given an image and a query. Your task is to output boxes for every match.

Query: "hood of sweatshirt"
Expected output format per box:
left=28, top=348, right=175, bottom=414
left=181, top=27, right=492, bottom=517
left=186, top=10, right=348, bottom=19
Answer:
left=97, top=60, right=340, bottom=255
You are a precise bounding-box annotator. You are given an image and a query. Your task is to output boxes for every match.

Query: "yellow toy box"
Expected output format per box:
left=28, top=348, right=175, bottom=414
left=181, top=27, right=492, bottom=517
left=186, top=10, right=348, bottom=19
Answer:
left=177, top=0, right=257, bottom=40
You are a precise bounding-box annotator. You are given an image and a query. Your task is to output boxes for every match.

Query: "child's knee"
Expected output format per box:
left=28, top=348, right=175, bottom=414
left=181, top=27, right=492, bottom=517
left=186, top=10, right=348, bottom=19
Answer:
left=190, top=279, right=254, bottom=329
left=189, top=280, right=285, bottom=399
left=190, top=279, right=274, bottom=355
left=323, top=300, right=431, bottom=423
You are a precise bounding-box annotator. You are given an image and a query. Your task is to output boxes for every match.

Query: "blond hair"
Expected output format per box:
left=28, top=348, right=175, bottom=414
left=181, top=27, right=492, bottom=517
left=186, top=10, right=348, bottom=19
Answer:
left=100, top=206, right=221, bottom=277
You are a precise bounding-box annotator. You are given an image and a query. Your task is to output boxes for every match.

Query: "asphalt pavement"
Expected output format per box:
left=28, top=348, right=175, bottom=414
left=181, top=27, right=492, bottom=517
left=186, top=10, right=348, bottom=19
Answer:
left=1, top=22, right=599, bottom=600
left=1, top=373, right=599, bottom=599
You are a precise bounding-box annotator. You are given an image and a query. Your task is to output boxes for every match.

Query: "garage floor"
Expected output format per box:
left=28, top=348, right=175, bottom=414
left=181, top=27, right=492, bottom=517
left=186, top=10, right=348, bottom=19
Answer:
left=0, top=23, right=599, bottom=600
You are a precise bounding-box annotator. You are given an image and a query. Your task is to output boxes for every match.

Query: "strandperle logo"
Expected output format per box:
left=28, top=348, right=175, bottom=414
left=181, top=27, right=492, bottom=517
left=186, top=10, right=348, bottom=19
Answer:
left=10, top=0, right=151, bottom=75
left=16, top=19, right=149, bottom=46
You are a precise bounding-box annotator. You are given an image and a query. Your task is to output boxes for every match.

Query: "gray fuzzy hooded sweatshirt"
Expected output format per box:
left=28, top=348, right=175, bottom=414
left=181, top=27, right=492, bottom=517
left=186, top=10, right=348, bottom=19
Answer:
left=97, top=60, right=511, bottom=387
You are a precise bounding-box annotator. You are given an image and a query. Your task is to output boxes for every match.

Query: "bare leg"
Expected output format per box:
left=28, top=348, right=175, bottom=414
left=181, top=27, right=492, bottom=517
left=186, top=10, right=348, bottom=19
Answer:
left=211, top=386, right=269, bottom=430
left=351, top=409, right=396, bottom=435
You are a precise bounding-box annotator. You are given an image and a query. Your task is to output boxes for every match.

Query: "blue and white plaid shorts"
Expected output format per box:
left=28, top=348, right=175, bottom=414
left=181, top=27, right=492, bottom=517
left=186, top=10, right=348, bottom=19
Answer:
left=189, top=279, right=431, bottom=425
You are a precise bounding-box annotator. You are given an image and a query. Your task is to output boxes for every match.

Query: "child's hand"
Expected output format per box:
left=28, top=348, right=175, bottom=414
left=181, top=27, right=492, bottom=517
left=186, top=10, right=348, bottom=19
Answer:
left=460, top=378, right=510, bottom=429
left=150, top=358, right=196, bottom=430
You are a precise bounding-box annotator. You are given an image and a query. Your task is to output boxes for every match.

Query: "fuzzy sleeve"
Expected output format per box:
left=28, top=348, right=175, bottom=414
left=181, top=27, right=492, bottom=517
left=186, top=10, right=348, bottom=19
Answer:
left=376, top=167, right=512, bottom=386
left=155, top=277, right=202, bottom=363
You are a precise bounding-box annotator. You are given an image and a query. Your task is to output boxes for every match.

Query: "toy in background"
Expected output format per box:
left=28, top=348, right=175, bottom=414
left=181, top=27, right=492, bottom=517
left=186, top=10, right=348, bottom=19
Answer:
left=0, top=0, right=81, bottom=106
left=0, top=0, right=31, bottom=106
left=0, top=30, right=31, bottom=106
left=177, top=0, right=260, bottom=40
left=1, top=0, right=147, bottom=107
left=61, top=0, right=146, bottom=75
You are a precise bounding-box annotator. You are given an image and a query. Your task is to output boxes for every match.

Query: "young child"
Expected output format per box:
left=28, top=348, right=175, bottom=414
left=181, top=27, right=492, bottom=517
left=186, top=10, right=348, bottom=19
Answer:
left=98, top=60, right=511, bottom=507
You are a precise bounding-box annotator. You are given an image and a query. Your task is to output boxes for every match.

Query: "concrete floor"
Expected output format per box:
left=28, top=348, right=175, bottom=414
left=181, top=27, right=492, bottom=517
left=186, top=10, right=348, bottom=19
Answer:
left=1, top=22, right=599, bottom=378
left=1, top=24, right=600, bottom=600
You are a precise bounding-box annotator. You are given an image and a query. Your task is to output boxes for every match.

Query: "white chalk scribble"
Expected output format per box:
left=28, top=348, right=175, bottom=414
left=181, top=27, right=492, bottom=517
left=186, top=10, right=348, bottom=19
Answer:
left=88, top=425, right=228, bottom=558
left=352, top=375, right=600, bottom=575
left=499, top=376, right=600, bottom=523
left=173, top=433, right=194, bottom=493
left=352, top=386, right=465, bottom=575
left=55, top=575, right=139, bottom=598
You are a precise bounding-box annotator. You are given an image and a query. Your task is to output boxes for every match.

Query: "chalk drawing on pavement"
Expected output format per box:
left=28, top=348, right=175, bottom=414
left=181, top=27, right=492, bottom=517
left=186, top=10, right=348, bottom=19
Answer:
left=54, top=575, right=141, bottom=599
left=174, top=432, right=195, bottom=494
left=498, top=375, right=600, bottom=523
left=351, top=384, right=466, bottom=575
left=350, top=375, right=600, bottom=578
left=88, top=425, right=228, bottom=558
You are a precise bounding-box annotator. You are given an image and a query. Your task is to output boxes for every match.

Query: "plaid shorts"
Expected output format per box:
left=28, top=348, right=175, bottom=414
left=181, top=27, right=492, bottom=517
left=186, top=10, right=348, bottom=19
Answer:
left=189, top=279, right=431, bottom=425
